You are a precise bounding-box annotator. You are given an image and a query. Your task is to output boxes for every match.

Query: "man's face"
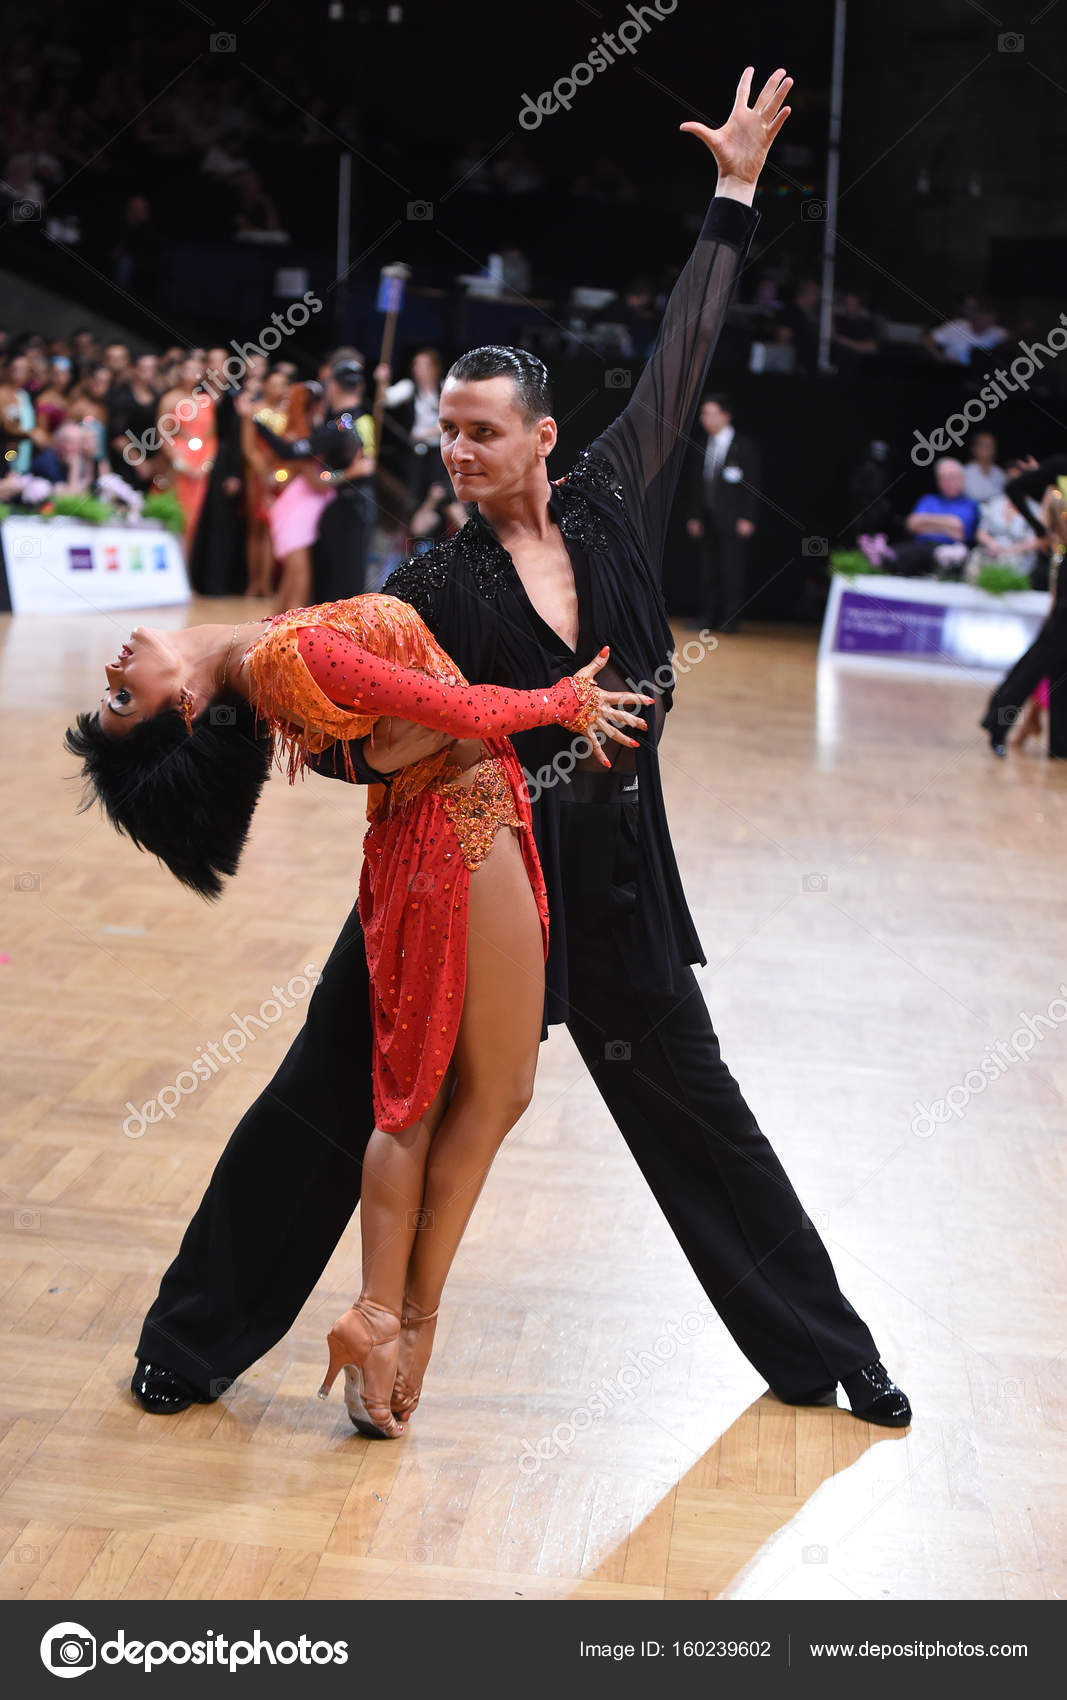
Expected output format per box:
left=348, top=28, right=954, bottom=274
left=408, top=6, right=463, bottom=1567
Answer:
left=438, top=375, right=554, bottom=502
left=327, top=379, right=363, bottom=414
left=55, top=426, right=83, bottom=465
left=135, top=354, right=158, bottom=386
left=936, top=461, right=964, bottom=498
left=104, top=344, right=129, bottom=374
left=700, top=401, right=729, bottom=437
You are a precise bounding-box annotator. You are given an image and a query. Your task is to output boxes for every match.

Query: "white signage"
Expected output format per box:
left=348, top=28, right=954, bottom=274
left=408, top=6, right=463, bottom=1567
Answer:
left=1, top=518, right=190, bottom=614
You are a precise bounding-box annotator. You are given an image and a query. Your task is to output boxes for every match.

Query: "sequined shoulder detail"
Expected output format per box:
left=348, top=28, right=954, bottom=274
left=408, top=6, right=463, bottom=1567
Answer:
left=382, top=551, right=448, bottom=624
left=384, top=514, right=516, bottom=608
left=562, top=447, right=626, bottom=503
left=552, top=449, right=625, bottom=553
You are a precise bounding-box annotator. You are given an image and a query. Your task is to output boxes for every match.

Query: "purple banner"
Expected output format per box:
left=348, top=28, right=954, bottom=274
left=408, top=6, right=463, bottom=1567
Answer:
left=834, top=590, right=948, bottom=657
left=68, top=546, right=93, bottom=571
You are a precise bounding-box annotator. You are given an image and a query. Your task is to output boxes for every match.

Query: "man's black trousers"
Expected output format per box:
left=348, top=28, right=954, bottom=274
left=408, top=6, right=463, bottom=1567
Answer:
left=985, top=598, right=1067, bottom=757
left=699, top=515, right=748, bottom=629
left=138, top=787, right=879, bottom=1402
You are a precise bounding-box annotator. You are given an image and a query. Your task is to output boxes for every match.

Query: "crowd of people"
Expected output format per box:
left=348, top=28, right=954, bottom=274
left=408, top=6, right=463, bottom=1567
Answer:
left=848, top=429, right=1048, bottom=587
left=0, top=325, right=458, bottom=611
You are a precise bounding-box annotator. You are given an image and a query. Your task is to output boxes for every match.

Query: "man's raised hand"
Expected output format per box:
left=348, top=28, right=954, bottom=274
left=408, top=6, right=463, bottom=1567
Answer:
left=680, top=66, right=792, bottom=188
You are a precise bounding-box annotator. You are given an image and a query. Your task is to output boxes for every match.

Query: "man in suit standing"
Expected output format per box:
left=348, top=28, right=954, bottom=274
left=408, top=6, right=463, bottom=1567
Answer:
left=686, top=393, right=760, bottom=632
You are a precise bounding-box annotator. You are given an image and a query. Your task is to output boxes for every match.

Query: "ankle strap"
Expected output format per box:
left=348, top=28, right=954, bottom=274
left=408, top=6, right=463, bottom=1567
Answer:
left=401, top=1302, right=439, bottom=1325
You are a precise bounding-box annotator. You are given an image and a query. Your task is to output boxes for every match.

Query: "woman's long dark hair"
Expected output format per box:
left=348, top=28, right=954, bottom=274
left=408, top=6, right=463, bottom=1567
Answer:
left=64, top=693, right=272, bottom=899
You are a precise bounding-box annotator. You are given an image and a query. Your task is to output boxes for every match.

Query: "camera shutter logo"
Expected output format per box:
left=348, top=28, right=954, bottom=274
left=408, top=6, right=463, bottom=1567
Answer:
left=41, top=1623, right=96, bottom=1678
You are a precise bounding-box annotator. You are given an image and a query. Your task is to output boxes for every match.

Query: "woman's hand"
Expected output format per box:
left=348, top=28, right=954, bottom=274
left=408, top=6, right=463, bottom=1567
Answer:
left=680, top=66, right=792, bottom=192
left=573, top=648, right=654, bottom=768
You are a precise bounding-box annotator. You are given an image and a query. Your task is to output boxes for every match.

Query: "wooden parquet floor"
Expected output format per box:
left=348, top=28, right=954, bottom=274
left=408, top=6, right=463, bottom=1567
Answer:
left=1, top=598, right=1065, bottom=1601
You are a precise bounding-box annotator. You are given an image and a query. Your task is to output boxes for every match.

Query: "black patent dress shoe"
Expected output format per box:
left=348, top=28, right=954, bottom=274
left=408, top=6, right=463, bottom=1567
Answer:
left=774, top=1384, right=839, bottom=1408
left=840, top=1361, right=912, bottom=1427
left=980, top=711, right=1007, bottom=756
left=130, top=1359, right=204, bottom=1414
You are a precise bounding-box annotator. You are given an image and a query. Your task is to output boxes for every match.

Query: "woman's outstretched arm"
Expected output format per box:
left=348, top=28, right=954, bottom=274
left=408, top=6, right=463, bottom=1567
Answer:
left=295, top=627, right=647, bottom=745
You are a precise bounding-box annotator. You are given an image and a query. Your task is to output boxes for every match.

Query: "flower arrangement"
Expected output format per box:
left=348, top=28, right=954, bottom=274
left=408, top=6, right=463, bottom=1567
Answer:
left=829, top=549, right=881, bottom=579
left=974, top=563, right=1032, bottom=595
left=141, top=489, right=186, bottom=534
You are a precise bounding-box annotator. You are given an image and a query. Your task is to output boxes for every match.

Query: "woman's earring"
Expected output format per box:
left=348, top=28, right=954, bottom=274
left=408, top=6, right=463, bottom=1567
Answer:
left=178, top=685, right=196, bottom=735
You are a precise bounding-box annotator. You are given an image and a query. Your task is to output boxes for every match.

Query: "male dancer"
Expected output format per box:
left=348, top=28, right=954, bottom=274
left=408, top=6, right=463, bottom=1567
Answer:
left=133, top=69, right=911, bottom=1429
left=981, top=450, right=1067, bottom=756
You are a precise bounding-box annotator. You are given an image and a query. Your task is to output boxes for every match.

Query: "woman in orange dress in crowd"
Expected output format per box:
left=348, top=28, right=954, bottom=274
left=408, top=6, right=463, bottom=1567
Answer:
left=65, top=593, right=651, bottom=1436
left=158, top=352, right=217, bottom=556
left=238, top=366, right=291, bottom=599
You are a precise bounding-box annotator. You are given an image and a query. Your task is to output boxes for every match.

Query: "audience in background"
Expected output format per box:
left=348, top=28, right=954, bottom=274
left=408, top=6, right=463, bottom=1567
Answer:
left=377, top=348, right=444, bottom=509
left=966, top=461, right=1040, bottom=584
left=883, top=458, right=981, bottom=578
left=924, top=297, right=1009, bottom=367
left=962, top=430, right=1006, bottom=503
left=831, top=290, right=879, bottom=374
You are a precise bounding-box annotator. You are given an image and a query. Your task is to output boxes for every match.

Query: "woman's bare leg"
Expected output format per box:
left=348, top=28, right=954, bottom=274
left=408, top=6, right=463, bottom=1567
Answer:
left=391, top=824, right=545, bottom=1416
left=326, top=1078, right=450, bottom=1436
left=357, top=1080, right=449, bottom=1312
left=273, top=544, right=312, bottom=614
left=245, top=519, right=274, bottom=598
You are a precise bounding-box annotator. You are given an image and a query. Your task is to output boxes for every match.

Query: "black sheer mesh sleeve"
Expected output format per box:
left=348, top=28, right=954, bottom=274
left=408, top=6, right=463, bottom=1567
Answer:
left=307, top=738, right=394, bottom=786
left=1005, top=453, right=1067, bottom=538
left=588, top=195, right=760, bottom=573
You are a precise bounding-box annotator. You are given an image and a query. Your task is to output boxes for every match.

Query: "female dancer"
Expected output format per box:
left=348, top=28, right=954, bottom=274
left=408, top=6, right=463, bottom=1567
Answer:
left=158, top=354, right=217, bottom=558
left=65, top=597, right=651, bottom=1435
left=247, top=378, right=335, bottom=613
left=239, top=367, right=291, bottom=600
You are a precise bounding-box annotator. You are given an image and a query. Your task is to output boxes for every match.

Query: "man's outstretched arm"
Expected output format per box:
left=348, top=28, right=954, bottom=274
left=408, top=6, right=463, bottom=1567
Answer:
left=589, top=66, right=791, bottom=571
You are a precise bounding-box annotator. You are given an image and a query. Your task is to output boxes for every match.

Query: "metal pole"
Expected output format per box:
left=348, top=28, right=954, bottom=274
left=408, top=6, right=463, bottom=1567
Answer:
left=335, top=150, right=352, bottom=340
left=817, top=0, right=847, bottom=374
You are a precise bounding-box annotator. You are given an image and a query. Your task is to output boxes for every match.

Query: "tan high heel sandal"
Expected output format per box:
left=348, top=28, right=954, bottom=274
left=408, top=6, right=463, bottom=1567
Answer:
left=391, top=1302, right=440, bottom=1423
left=318, top=1300, right=405, bottom=1438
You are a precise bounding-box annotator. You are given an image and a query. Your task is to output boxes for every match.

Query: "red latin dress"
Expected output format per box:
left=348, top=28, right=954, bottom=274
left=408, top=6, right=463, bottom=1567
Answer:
left=243, top=594, right=599, bottom=1133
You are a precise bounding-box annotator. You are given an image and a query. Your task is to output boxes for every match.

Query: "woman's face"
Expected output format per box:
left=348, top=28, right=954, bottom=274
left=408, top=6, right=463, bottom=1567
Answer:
left=99, top=626, right=185, bottom=735
left=181, top=355, right=203, bottom=387
left=50, top=360, right=72, bottom=391
left=86, top=367, right=111, bottom=399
